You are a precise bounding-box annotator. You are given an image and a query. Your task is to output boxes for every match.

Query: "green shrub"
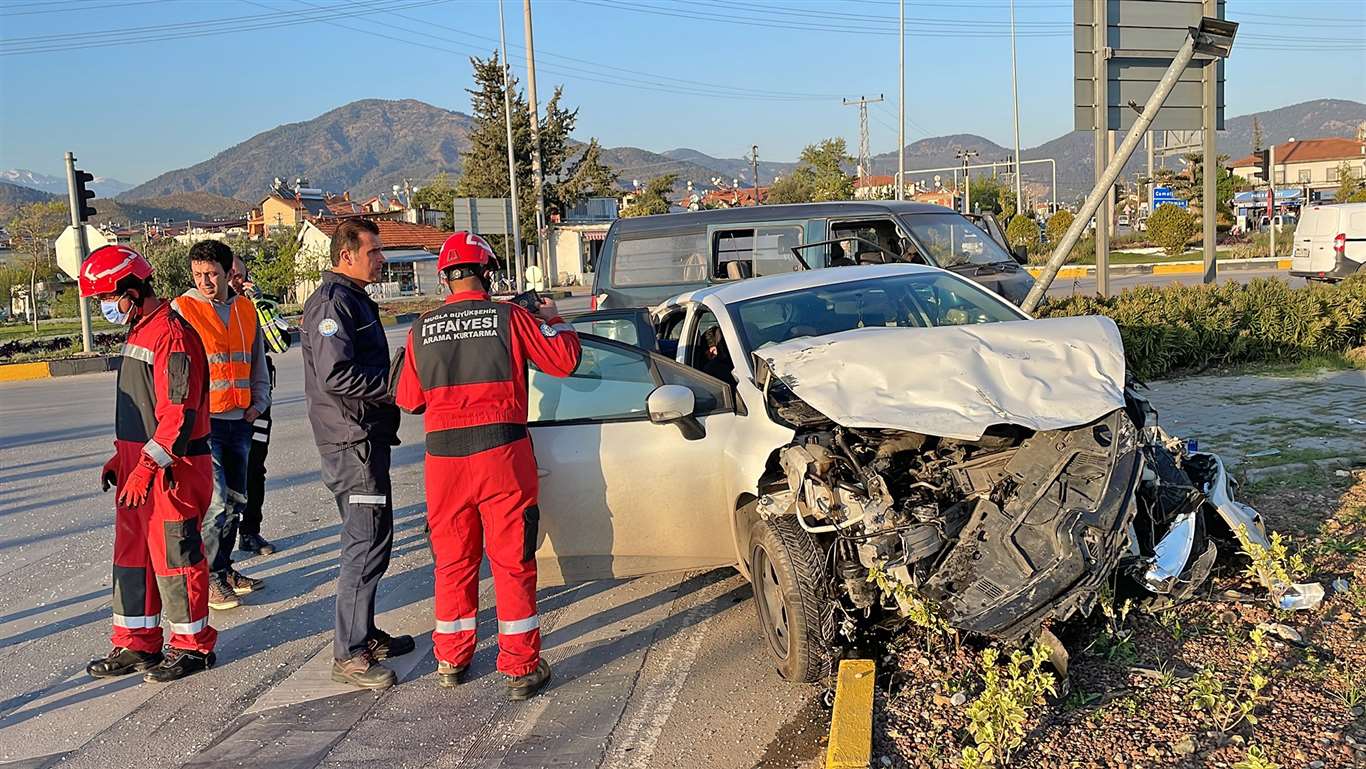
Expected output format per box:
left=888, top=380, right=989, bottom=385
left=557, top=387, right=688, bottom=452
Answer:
left=1037, top=274, right=1366, bottom=379
left=1045, top=210, right=1074, bottom=245
left=1005, top=215, right=1038, bottom=249
left=1148, top=204, right=1197, bottom=257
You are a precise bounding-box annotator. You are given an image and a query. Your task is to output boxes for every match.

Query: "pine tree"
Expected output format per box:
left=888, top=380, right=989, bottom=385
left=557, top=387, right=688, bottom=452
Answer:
left=455, top=53, right=617, bottom=243
left=1250, top=117, right=1264, bottom=153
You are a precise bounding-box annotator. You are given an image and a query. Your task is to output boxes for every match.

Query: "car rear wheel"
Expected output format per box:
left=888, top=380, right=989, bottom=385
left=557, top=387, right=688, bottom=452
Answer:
left=748, top=517, right=831, bottom=683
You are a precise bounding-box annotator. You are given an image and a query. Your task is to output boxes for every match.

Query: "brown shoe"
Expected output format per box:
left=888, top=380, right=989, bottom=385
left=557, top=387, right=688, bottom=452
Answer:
left=437, top=660, right=469, bottom=688
left=506, top=659, right=552, bottom=701
left=224, top=568, right=264, bottom=594
left=331, top=651, right=396, bottom=689
left=207, top=573, right=240, bottom=611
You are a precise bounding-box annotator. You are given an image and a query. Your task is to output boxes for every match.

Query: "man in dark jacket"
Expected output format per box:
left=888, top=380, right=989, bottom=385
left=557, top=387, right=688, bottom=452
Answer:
left=301, top=217, right=413, bottom=689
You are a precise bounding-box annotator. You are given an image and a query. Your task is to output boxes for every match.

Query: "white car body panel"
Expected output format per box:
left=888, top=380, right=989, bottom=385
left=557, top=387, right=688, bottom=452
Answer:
left=757, top=316, right=1128, bottom=441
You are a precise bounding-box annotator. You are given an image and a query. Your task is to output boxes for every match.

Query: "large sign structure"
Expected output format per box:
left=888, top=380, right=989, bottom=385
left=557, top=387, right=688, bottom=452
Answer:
left=452, top=198, right=515, bottom=237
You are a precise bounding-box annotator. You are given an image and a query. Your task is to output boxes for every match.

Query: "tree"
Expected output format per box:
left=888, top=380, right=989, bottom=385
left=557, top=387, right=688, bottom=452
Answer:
left=241, top=229, right=313, bottom=300
left=7, top=200, right=68, bottom=329
left=1250, top=117, right=1264, bottom=154
left=1148, top=203, right=1196, bottom=257
left=968, top=175, right=1012, bottom=216
left=1005, top=215, right=1038, bottom=249
left=412, top=172, right=456, bottom=228
left=765, top=139, right=854, bottom=204
left=455, top=53, right=618, bottom=246
left=621, top=174, right=676, bottom=217
left=1045, top=210, right=1075, bottom=244
left=1334, top=162, right=1366, bottom=203
left=141, top=237, right=192, bottom=298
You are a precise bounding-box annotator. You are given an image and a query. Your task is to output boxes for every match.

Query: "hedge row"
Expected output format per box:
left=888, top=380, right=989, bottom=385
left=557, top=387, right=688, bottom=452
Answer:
left=1036, top=275, right=1366, bottom=380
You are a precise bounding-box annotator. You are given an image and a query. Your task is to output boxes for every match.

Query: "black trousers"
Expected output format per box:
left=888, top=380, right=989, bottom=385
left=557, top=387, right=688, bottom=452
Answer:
left=319, top=440, right=394, bottom=660
left=241, top=406, right=271, bottom=539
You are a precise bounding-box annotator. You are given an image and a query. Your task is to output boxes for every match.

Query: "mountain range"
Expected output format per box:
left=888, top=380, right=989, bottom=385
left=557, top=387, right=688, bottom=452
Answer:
left=6, top=97, right=1362, bottom=221
left=0, top=169, right=133, bottom=198
left=0, top=181, right=250, bottom=225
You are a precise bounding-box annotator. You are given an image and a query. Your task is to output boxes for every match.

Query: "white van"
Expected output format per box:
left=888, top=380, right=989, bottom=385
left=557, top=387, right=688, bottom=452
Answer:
left=1291, top=203, right=1366, bottom=282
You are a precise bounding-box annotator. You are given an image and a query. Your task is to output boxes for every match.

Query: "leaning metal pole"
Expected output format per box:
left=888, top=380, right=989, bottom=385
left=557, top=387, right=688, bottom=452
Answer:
left=1021, top=29, right=1201, bottom=313
left=497, top=0, right=524, bottom=289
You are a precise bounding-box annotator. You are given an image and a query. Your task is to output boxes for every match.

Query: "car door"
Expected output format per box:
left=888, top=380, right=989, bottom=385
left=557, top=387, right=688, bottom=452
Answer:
left=527, top=334, right=741, bottom=586
left=565, top=308, right=659, bottom=351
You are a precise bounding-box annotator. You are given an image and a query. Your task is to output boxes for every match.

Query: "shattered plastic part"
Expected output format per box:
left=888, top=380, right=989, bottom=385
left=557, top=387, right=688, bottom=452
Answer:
left=1198, top=453, right=1270, bottom=551
left=1142, top=511, right=1198, bottom=593
left=1277, top=582, right=1325, bottom=611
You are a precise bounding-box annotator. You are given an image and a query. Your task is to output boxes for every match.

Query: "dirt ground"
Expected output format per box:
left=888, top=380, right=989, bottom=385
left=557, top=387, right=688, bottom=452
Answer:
left=875, top=468, right=1366, bottom=769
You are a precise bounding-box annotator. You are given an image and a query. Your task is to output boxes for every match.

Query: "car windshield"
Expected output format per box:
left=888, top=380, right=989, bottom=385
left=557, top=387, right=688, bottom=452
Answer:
left=898, top=212, right=1014, bottom=268
left=733, top=271, right=1024, bottom=352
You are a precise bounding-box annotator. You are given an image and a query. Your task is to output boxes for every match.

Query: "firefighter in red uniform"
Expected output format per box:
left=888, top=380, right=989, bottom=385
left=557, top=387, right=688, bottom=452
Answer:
left=81, top=245, right=219, bottom=683
left=395, top=232, right=580, bottom=700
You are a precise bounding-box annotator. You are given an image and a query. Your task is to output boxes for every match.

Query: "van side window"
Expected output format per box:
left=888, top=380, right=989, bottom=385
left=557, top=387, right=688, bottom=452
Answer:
left=712, top=225, right=803, bottom=280
left=612, top=232, right=708, bottom=287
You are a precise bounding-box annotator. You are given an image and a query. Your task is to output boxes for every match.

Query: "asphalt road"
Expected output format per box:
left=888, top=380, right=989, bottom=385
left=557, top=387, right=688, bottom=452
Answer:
left=0, top=324, right=826, bottom=769
left=1043, top=266, right=1303, bottom=297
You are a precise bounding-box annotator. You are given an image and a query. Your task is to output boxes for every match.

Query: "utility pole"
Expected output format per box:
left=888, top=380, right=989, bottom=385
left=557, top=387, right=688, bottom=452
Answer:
left=955, top=149, right=978, bottom=214
left=1268, top=143, right=1277, bottom=258
left=749, top=145, right=761, bottom=205
left=522, top=0, right=548, bottom=289
left=1200, top=0, right=1218, bottom=283
left=1146, top=130, right=1155, bottom=215
left=897, top=0, right=906, bottom=200
left=843, top=95, right=884, bottom=185
left=64, top=152, right=94, bottom=354
left=498, top=0, right=524, bottom=288
left=1093, top=0, right=1111, bottom=297
left=1009, top=0, right=1024, bottom=218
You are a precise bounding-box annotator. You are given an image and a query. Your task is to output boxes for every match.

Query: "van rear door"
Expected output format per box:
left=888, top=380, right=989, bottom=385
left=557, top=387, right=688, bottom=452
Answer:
left=1305, top=207, right=1341, bottom=274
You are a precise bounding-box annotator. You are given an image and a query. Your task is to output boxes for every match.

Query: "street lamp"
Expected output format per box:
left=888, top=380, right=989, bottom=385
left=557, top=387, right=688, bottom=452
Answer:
left=955, top=149, right=979, bottom=214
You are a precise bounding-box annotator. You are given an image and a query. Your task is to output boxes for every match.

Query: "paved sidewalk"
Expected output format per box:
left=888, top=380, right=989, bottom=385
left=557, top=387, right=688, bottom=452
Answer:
left=1143, top=367, right=1366, bottom=471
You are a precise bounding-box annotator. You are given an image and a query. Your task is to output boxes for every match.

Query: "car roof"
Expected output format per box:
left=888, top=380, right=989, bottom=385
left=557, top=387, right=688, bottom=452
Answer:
left=667, top=263, right=943, bottom=306
left=609, top=200, right=954, bottom=236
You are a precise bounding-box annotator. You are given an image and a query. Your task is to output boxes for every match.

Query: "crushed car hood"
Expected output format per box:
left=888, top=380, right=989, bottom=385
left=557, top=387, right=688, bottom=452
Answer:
left=760, top=316, right=1128, bottom=441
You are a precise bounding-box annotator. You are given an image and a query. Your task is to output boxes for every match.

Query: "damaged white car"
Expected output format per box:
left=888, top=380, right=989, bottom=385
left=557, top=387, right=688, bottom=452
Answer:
left=529, top=264, right=1270, bottom=682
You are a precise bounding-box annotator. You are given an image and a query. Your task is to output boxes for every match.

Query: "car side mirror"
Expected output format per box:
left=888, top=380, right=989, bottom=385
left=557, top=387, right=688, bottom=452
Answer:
left=1011, top=244, right=1028, bottom=264
left=647, top=384, right=704, bottom=440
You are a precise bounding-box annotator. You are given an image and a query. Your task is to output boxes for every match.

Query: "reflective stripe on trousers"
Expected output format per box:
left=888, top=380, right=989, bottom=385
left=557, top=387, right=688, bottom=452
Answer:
left=434, top=616, right=478, bottom=634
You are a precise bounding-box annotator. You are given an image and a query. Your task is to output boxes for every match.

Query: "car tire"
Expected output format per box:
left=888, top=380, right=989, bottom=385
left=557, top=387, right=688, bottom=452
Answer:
left=748, top=516, right=831, bottom=683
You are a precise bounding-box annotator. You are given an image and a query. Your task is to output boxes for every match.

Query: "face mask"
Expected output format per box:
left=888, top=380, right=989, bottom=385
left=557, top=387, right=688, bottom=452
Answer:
left=100, top=298, right=132, bottom=325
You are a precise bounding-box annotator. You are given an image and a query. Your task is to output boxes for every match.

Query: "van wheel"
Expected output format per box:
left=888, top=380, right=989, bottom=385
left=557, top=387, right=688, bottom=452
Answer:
left=749, top=517, right=831, bottom=683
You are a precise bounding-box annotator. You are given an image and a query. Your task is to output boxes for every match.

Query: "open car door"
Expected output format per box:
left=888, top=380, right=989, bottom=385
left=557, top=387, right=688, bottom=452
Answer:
left=527, top=333, right=741, bottom=585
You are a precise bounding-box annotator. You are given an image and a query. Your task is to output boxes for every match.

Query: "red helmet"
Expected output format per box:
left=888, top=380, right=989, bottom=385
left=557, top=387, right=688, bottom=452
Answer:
left=438, top=231, right=498, bottom=274
left=79, top=245, right=153, bottom=298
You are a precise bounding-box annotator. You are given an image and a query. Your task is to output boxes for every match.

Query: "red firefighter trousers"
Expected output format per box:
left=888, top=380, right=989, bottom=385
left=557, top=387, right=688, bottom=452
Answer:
left=426, top=437, right=541, bottom=676
left=111, top=448, right=217, bottom=655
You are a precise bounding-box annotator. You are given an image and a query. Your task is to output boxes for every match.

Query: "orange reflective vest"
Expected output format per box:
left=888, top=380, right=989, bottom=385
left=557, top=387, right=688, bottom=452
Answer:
left=177, top=294, right=257, bottom=414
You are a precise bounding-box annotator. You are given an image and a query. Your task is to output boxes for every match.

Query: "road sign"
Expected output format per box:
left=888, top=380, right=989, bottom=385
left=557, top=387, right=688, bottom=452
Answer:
left=452, top=198, right=514, bottom=236
left=1153, top=187, right=1189, bottom=209
left=1074, top=0, right=1226, bottom=132
left=55, top=225, right=109, bottom=279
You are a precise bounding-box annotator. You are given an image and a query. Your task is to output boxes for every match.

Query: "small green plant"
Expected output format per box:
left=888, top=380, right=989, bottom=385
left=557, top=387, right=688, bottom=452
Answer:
left=959, top=644, right=1057, bottom=768
left=867, top=563, right=954, bottom=640
left=1087, top=587, right=1137, bottom=663
left=1187, top=627, right=1272, bottom=734
left=1347, top=580, right=1366, bottom=612
left=1239, top=529, right=1308, bottom=598
left=1156, top=611, right=1191, bottom=643
left=1061, top=688, right=1101, bottom=712
left=1232, top=744, right=1281, bottom=769
left=1328, top=665, right=1365, bottom=710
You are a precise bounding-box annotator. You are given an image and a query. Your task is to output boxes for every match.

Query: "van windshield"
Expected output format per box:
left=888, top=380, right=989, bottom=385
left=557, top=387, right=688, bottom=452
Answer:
left=898, top=212, right=1014, bottom=268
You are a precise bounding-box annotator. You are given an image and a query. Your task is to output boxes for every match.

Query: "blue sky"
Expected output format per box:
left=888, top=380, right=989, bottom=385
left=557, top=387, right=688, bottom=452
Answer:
left=0, top=0, right=1362, bottom=185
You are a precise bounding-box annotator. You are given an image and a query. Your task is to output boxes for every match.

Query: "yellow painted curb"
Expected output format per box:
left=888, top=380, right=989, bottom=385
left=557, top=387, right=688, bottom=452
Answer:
left=1277, top=258, right=1292, bottom=269
left=1151, top=263, right=1206, bottom=275
left=1025, top=267, right=1089, bottom=279
left=826, top=659, right=876, bottom=769
left=0, top=362, right=51, bottom=382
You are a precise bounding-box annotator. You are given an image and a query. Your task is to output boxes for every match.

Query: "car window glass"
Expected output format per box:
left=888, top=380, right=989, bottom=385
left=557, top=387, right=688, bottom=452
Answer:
left=897, top=213, right=1013, bottom=267
left=612, top=232, right=709, bottom=287
left=687, top=309, right=720, bottom=369
left=734, top=272, right=1022, bottom=352
left=528, top=340, right=657, bottom=423
left=656, top=359, right=728, bottom=415
left=571, top=317, right=640, bottom=347
left=713, top=226, right=803, bottom=280
left=832, top=220, right=903, bottom=263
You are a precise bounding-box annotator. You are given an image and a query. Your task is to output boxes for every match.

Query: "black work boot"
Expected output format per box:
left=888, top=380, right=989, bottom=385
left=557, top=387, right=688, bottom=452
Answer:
left=143, top=647, right=215, bottom=683
left=437, top=660, right=469, bottom=688
left=331, top=651, right=396, bottom=689
left=506, top=659, right=552, bottom=701
left=87, top=647, right=163, bottom=678
left=367, top=629, right=415, bottom=661
left=239, top=533, right=277, bottom=556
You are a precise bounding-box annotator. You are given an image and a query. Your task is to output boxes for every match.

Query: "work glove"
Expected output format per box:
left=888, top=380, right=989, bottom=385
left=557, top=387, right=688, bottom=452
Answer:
left=100, top=456, right=119, bottom=492
left=117, top=456, right=159, bottom=508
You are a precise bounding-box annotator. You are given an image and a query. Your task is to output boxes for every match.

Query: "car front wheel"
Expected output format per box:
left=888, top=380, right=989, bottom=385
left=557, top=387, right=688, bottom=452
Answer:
left=748, top=517, right=831, bottom=683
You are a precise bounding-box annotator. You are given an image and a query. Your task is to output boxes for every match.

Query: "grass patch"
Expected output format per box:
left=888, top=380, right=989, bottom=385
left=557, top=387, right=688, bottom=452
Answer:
left=1242, top=465, right=1354, bottom=495
left=1241, top=446, right=1346, bottom=470
left=0, top=318, right=120, bottom=341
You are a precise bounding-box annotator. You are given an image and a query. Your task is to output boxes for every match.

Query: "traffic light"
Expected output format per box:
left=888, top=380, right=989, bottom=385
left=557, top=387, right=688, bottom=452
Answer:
left=1254, top=149, right=1271, bottom=181
left=73, top=168, right=97, bottom=222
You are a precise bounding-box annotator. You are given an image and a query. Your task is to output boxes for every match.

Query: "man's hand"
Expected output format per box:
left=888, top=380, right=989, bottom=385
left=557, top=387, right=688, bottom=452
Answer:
left=244, top=407, right=261, bottom=423
left=534, top=297, right=560, bottom=323
left=100, top=455, right=119, bottom=492
left=117, top=458, right=157, bottom=508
